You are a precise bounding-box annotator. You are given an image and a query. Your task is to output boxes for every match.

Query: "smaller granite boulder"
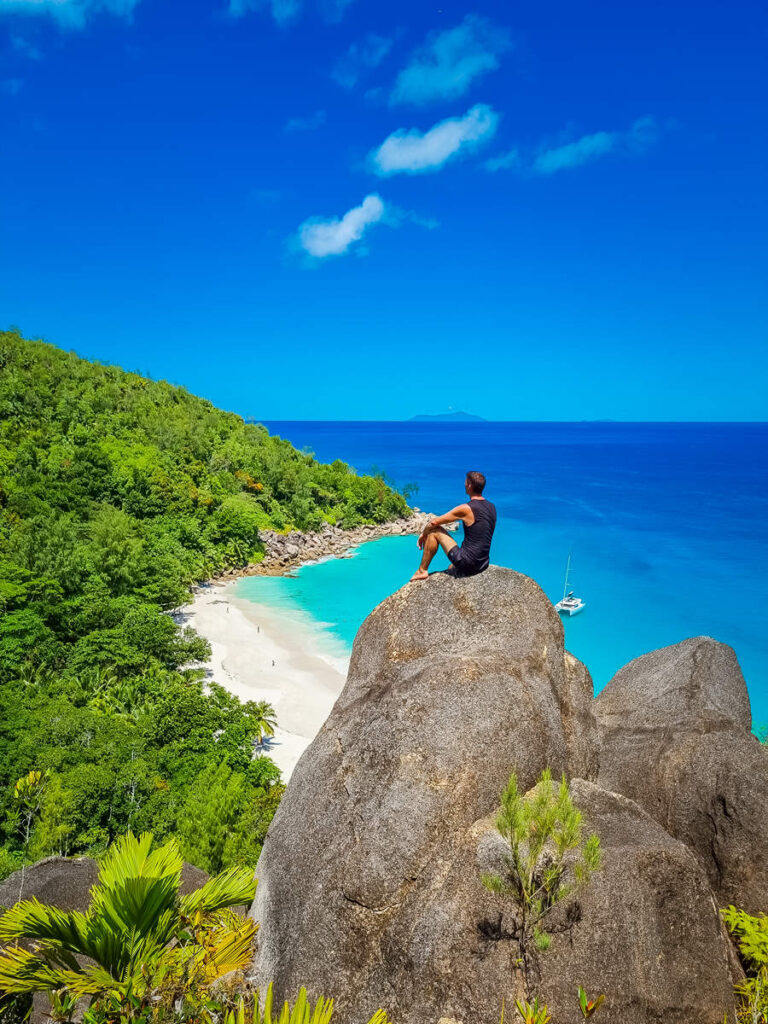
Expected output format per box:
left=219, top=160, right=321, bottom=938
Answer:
left=596, top=636, right=768, bottom=912
left=0, top=856, right=98, bottom=913
left=536, top=781, right=739, bottom=1024
left=596, top=636, right=750, bottom=736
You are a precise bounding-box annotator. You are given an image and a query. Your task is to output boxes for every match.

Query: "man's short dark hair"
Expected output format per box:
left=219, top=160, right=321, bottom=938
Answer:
left=466, top=471, right=486, bottom=495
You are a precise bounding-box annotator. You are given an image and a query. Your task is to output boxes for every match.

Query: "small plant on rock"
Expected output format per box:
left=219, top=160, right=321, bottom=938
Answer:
left=222, top=984, right=391, bottom=1024
left=509, top=987, right=604, bottom=1024
left=514, top=995, right=551, bottom=1024
left=481, top=768, right=601, bottom=991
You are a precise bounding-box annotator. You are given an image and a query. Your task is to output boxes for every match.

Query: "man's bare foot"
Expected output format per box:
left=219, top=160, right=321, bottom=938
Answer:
left=410, top=569, right=430, bottom=581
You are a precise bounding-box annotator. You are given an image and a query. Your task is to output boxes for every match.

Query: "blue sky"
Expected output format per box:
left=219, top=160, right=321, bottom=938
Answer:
left=1, top=0, right=766, bottom=420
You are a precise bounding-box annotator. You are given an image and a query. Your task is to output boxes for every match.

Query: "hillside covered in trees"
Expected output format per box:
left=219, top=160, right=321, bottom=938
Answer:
left=0, top=330, right=410, bottom=875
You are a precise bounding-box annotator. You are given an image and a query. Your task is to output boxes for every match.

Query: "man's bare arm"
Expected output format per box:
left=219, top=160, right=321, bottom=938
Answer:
left=417, top=504, right=471, bottom=548
left=428, top=504, right=471, bottom=529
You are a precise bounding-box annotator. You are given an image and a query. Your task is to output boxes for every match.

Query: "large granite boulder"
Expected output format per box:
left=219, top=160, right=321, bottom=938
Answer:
left=248, top=570, right=611, bottom=1022
left=596, top=636, right=768, bottom=912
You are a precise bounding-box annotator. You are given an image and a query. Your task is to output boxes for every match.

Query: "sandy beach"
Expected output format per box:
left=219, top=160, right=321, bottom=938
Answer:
left=180, top=584, right=349, bottom=779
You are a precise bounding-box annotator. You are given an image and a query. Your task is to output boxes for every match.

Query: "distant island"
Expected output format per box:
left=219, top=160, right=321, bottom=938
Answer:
left=409, top=411, right=486, bottom=423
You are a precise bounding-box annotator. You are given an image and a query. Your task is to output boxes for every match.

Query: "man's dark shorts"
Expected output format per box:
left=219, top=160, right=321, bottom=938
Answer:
left=447, top=546, right=488, bottom=577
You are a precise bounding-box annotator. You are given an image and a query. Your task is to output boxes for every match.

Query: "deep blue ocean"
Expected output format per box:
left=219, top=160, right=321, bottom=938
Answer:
left=235, top=422, right=768, bottom=727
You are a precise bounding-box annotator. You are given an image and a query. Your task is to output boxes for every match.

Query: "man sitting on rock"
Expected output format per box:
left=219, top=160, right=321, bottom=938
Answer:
left=411, top=471, right=497, bottom=581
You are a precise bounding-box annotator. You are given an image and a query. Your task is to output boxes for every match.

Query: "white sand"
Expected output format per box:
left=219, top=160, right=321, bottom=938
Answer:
left=179, top=583, right=349, bottom=780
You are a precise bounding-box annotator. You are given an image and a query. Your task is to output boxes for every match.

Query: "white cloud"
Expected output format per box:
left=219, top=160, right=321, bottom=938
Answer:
left=284, top=109, right=326, bottom=132
left=298, top=194, right=386, bottom=259
left=531, top=117, right=659, bottom=175
left=625, top=115, right=659, bottom=153
left=229, top=0, right=354, bottom=23
left=532, top=130, right=616, bottom=175
left=319, top=0, right=354, bottom=23
left=11, top=34, right=42, bottom=58
left=391, top=15, right=511, bottom=106
left=370, top=103, right=498, bottom=177
left=229, top=0, right=300, bottom=24
left=387, top=205, right=440, bottom=231
left=332, top=32, right=394, bottom=90
left=0, top=0, right=140, bottom=28
left=485, top=147, right=520, bottom=172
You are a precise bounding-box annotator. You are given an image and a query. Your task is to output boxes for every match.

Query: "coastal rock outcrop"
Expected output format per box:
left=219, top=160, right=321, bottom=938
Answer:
left=248, top=571, right=764, bottom=1023
left=596, top=637, right=768, bottom=912
left=214, top=512, right=435, bottom=580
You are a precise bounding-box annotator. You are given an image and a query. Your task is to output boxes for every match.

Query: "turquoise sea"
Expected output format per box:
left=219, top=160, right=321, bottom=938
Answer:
left=235, top=422, right=768, bottom=726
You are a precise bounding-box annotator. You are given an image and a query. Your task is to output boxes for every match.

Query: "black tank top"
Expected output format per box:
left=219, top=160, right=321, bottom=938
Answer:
left=460, top=498, right=497, bottom=568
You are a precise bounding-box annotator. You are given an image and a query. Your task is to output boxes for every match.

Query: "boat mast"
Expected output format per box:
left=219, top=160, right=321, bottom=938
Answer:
left=562, top=553, right=572, bottom=602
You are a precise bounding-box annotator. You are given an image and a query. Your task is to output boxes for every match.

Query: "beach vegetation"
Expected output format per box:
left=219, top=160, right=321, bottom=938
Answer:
left=721, top=905, right=768, bottom=1022
left=0, top=330, right=408, bottom=679
left=0, top=667, right=284, bottom=873
left=481, top=769, right=602, bottom=991
left=176, top=760, right=282, bottom=875
left=252, top=701, right=278, bottom=751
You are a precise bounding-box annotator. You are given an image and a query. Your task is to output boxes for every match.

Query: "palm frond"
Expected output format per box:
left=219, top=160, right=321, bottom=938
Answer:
left=55, top=961, right=126, bottom=1000
left=202, top=917, right=257, bottom=981
left=0, top=945, right=67, bottom=995
left=180, top=865, right=257, bottom=917
left=90, top=833, right=182, bottom=938
left=0, top=899, right=91, bottom=953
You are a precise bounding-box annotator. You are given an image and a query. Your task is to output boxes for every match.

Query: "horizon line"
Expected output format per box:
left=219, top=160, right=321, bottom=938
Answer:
left=252, top=418, right=768, bottom=425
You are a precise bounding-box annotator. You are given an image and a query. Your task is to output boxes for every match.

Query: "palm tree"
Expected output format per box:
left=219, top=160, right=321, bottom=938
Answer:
left=9, top=770, right=49, bottom=903
left=0, top=832, right=257, bottom=1017
left=251, top=700, right=278, bottom=751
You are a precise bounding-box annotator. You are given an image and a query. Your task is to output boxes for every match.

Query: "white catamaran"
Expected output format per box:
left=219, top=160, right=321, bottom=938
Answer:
left=554, top=553, right=586, bottom=616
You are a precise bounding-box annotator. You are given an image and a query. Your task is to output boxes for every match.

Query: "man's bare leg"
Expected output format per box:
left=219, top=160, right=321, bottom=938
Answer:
left=410, top=528, right=457, bottom=581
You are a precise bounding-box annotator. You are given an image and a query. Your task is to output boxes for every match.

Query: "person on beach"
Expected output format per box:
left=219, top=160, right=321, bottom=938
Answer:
left=411, top=471, right=497, bottom=581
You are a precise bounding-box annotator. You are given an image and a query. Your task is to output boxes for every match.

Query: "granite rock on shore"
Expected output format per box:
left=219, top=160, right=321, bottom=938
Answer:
left=212, top=511, right=437, bottom=580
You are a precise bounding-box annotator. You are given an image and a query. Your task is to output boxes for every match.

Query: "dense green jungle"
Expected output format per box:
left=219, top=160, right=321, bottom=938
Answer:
left=0, top=330, right=409, bottom=876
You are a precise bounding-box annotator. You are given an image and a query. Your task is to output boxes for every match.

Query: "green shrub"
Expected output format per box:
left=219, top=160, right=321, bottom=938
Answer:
left=722, top=905, right=768, bottom=1022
